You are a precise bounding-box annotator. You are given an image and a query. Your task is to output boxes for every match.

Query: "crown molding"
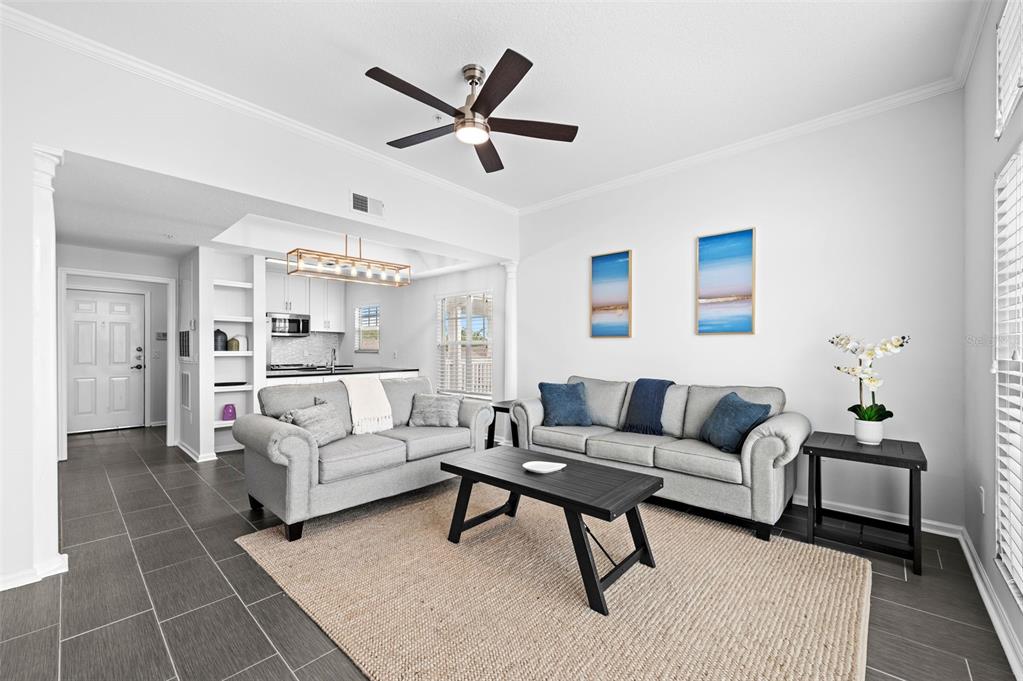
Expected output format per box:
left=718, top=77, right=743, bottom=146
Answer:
left=953, top=0, right=991, bottom=87
left=519, top=75, right=962, bottom=215
left=0, top=5, right=518, bottom=216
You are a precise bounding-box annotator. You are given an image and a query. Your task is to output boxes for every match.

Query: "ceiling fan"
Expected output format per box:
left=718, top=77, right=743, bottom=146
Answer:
left=365, top=49, right=578, bottom=173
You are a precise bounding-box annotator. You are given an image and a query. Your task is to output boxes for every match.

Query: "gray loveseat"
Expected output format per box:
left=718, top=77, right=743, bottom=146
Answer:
left=512, top=376, right=810, bottom=539
left=233, top=377, right=494, bottom=540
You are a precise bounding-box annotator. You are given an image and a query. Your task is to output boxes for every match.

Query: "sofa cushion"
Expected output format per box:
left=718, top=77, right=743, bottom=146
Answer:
left=279, top=398, right=346, bottom=446
left=683, top=386, right=784, bottom=439
left=532, top=425, right=615, bottom=453
left=568, top=376, right=629, bottom=428
left=653, top=439, right=742, bottom=484
left=700, top=392, right=771, bottom=453
left=378, top=426, right=471, bottom=461
left=380, top=377, right=433, bottom=426
left=539, top=382, right=592, bottom=427
left=318, top=434, right=405, bottom=484
left=586, top=432, right=678, bottom=467
left=409, top=393, right=461, bottom=427
left=661, top=385, right=689, bottom=438
left=259, top=381, right=354, bottom=434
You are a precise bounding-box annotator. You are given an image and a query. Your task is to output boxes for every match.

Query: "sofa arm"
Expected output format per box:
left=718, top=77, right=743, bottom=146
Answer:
left=233, top=414, right=319, bottom=468
left=511, top=397, right=544, bottom=448
left=740, top=411, right=811, bottom=485
left=458, top=399, right=495, bottom=451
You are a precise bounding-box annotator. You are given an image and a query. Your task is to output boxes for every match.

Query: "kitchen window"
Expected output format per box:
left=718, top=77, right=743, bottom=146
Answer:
left=994, top=149, right=1023, bottom=607
left=997, top=0, right=1023, bottom=138
left=354, top=304, right=380, bottom=353
left=437, top=292, right=493, bottom=398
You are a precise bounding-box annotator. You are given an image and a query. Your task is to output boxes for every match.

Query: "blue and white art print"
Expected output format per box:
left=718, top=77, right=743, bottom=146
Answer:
left=696, top=228, right=755, bottom=334
left=590, top=250, right=631, bottom=337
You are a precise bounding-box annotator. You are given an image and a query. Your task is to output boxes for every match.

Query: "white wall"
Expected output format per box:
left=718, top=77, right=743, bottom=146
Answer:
left=519, top=92, right=966, bottom=526
left=56, top=242, right=179, bottom=279
left=963, top=0, right=1023, bottom=652
left=0, top=15, right=516, bottom=588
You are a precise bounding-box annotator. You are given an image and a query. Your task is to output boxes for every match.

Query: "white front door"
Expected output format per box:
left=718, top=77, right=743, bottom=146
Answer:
left=66, top=289, right=146, bottom=432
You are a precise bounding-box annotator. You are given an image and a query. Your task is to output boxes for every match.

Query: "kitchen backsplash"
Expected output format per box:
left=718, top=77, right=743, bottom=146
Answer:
left=270, top=332, right=343, bottom=366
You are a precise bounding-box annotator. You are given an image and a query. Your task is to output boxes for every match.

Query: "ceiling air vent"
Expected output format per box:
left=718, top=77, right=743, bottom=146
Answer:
left=351, top=192, right=384, bottom=218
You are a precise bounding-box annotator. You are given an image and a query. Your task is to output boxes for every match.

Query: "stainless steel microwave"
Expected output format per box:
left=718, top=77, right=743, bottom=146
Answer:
left=267, top=312, right=310, bottom=337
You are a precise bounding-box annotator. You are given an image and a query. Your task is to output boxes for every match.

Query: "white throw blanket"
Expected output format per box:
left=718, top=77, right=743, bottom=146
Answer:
left=342, top=376, right=393, bottom=434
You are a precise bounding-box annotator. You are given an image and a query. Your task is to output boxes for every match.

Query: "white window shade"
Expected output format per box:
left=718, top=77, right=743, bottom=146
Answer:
left=997, top=0, right=1023, bottom=138
left=994, top=150, right=1023, bottom=600
left=354, top=304, right=380, bottom=353
left=437, top=292, right=493, bottom=398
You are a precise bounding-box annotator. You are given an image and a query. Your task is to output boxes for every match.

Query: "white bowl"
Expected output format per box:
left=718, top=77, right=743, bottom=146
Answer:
left=522, top=461, right=566, bottom=474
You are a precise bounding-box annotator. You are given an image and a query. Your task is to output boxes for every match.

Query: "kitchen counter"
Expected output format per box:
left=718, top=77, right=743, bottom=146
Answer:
left=265, top=366, right=419, bottom=379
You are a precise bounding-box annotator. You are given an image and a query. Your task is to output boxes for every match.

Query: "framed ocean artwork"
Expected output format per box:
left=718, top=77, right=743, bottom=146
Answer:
left=590, top=250, right=632, bottom=337
left=696, top=228, right=755, bottom=334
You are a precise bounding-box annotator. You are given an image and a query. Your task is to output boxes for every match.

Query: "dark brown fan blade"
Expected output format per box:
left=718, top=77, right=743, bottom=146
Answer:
left=365, top=67, right=462, bottom=118
left=488, top=118, right=578, bottom=142
left=387, top=124, right=454, bottom=149
left=474, top=139, right=504, bottom=173
left=471, top=49, right=532, bottom=118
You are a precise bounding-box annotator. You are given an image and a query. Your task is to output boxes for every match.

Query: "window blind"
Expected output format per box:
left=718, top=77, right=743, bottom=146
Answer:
left=995, top=150, right=1023, bottom=597
left=354, top=304, right=380, bottom=353
left=997, top=0, right=1023, bottom=138
left=436, top=292, right=493, bottom=397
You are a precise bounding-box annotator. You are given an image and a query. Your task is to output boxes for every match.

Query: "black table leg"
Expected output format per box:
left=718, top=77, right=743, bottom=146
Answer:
left=564, top=509, right=609, bottom=615
left=626, top=506, right=655, bottom=568
left=506, top=492, right=521, bottom=518
left=910, top=468, right=922, bottom=575
left=447, top=478, right=475, bottom=544
left=510, top=417, right=520, bottom=447
left=814, top=457, right=823, bottom=527
left=807, top=454, right=817, bottom=544
left=486, top=420, right=496, bottom=449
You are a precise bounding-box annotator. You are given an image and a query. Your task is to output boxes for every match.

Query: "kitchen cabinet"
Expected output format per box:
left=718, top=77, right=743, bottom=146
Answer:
left=308, top=278, right=346, bottom=333
left=266, top=270, right=310, bottom=314
left=265, top=370, right=418, bottom=387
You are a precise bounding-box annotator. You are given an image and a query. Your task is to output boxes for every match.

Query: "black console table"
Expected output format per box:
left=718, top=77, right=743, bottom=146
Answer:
left=803, top=431, right=928, bottom=575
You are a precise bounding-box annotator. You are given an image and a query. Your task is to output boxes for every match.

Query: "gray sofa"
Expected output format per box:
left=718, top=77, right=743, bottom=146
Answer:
left=511, top=376, right=810, bottom=539
left=233, top=377, right=494, bottom=540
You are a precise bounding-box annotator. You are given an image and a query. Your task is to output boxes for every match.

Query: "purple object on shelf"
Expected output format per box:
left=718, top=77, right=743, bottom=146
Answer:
left=222, top=404, right=236, bottom=421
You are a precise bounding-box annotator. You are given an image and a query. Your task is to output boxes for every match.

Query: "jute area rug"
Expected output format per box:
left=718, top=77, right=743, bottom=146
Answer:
left=238, top=481, right=871, bottom=680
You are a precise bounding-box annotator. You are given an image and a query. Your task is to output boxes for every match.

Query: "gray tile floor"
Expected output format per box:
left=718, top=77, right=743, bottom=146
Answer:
left=0, top=427, right=1015, bottom=681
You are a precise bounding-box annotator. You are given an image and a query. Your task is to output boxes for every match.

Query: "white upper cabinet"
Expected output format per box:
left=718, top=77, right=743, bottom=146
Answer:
left=308, top=278, right=346, bottom=333
left=266, top=269, right=310, bottom=314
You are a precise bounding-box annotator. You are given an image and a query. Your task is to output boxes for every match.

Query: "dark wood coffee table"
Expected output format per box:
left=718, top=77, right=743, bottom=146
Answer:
left=440, top=446, right=664, bottom=615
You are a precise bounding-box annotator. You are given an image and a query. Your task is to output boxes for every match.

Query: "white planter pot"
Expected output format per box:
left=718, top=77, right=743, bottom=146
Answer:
left=853, top=418, right=884, bottom=446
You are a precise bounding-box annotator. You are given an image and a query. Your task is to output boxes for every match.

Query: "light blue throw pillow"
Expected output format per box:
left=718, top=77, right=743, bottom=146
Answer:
left=699, top=391, right=771, bottom=453
left=539, top=382, right=592, bottom=427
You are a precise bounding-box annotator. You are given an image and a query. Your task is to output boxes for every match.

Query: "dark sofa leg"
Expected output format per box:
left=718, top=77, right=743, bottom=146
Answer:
left=248, top=494, right=263, bottom=512
left=754, top=523, right=772, bottom=541
left=284, top=522, right=304, bottom=541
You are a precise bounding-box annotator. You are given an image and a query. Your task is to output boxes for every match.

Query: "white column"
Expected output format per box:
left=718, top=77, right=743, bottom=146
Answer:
left=502, top=261, right=518, bottom=400
left=26, top=146, right=67, bottom=587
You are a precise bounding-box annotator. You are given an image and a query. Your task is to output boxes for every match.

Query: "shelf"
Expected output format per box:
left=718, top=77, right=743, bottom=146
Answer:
left=214, top=351, right=253, bottom=357
left=213, top=316, right=254, bottom=323
left=214, top=420, right=236, bottom=429
left=213, top=279, right=253, bottom=289
left=213, top=384, right=254, bottom=393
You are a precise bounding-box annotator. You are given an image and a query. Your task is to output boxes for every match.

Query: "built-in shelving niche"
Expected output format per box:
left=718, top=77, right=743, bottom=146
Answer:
left=211, top=270, right=257, bottom=454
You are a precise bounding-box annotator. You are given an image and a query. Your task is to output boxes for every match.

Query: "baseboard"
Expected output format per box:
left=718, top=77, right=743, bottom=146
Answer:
left=147, top=420, right=167, bottom=427
left=791, top=493, right=961, bottom=537
left=177, top=441, right=216, bottom=463
left=0, top=553, right=68, bottom=592
left=959, top=530, right=1023, bottom=680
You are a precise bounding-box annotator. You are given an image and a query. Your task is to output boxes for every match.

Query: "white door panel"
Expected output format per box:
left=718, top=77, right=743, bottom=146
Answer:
left=67, top=290, right=145, bottom=432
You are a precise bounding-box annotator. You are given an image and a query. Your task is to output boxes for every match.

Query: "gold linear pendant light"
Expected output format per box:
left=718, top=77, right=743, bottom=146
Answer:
left=286, top=237, right=411, bottom=287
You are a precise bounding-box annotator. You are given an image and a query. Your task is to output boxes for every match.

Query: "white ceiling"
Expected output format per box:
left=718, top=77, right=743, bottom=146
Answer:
left=20, top=2, right=976, bottom=209
left=54, top=152, right=480, bottom=273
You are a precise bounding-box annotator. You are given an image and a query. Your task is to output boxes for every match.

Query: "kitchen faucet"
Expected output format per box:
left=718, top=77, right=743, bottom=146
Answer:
left=330, top=347, right=336, bottom=374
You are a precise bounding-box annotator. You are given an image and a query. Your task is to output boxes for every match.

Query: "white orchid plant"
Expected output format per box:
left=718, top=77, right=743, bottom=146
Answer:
left=828, top=334, right=911, bottom=422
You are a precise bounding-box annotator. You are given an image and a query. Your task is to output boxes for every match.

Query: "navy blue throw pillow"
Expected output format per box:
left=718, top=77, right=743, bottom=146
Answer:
left=699, top=392, right=771, bottom=453
left=539, top=382, right=592, bottom=427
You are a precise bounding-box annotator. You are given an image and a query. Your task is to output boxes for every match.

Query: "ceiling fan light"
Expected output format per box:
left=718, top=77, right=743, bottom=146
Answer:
left=454, top=118, right=490, bottom=145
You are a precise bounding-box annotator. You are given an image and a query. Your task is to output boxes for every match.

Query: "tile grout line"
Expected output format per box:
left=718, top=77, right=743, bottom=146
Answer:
left=0, top=622, right=58, bottom=645
left=937, top=548, right=945, bottom=570
left=865, top=665, right=908, bottom=681
left=61, top=608, right=153, bottom=643
left=965, top=658, right=974, bottom=681
left=102, top=466, right=182, bottom=681
left=131, top=439, right=302, bottom=681
left=869, top=621, right=976, bottom=665
left=245, top=590, right=285, bottom=608
left=158, top=595, right=236, bottom=624
left=57, top=574, right=63, bottom=681
left=870, top=595, right=999, bottom=633
left=220, top=653, right=279, bottom=681
left=292, top=645, right=337, bottom=673
left=61, top=532, right=129, bottom=551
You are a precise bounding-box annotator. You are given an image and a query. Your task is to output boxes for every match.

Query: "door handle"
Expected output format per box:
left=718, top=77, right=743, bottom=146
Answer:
left=131, top=364, right=143, bottom=370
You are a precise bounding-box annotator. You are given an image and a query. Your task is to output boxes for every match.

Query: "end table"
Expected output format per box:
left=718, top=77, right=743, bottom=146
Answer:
left=803, top=431, right=928, bottom=574
left=486, top=400, right=519, bottom=449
